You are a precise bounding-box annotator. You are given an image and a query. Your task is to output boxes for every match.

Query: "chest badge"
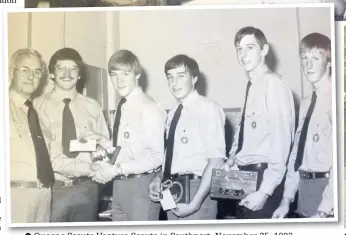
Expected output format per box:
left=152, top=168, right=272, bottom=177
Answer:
left=313, top=133, right=319, bottom=142
left=251, top=121, right=257, bottom=129
left=124, top=131, right=130, bottom=139
left=181, top=137, right=188, bottom=144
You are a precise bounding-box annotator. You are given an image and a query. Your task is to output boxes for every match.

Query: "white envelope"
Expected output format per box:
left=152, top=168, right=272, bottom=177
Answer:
left=69, top=139, right=96, bottom=152
left=160, top=189, right=177, bottom=211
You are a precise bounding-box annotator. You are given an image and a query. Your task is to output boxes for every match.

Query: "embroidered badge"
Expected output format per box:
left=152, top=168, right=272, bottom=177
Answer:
left=124, top=131, right=130, bottom=139
left=181, top=137, right=188, bottom=144
left=251, top=121, right=256, bottom=129
left=313, top=133, right=319, bottom=142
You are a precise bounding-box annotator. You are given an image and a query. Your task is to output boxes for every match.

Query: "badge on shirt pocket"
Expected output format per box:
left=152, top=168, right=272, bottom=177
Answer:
left=180, top=129, right=188, bottom=144
left=124, top=131, right=130, bottom=139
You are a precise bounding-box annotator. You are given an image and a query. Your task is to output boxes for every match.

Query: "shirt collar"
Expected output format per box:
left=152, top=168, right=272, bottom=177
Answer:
left=314, top=78, right=331, bottom=97
left=125, top=86, right=143, bottom=103
left=9, top=89, right=28, bottom=109
left=181, top=89, right=200, bottom=107
left=50, top=88, right=79, bottom=103
left=248, top=66, right=271, bottom=85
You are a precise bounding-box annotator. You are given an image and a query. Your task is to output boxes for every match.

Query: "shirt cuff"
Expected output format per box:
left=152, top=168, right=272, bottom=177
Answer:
left=258, top=179, right=276, bottom=196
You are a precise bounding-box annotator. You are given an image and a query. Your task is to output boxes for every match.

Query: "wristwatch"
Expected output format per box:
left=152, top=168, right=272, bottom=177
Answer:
left=317, top=211, right=328, bottom=218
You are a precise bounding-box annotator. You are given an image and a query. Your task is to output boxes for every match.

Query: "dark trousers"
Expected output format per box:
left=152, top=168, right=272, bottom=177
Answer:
left=235, top=165, right=285, bottom=219
left=297, top=177, right=329, bottom=217
left=51, top=180, right=99, bottom=222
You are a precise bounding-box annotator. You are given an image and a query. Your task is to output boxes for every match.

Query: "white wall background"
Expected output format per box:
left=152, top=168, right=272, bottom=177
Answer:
left=8, top=6, right=332, bottom=111
left=118, top=7, right=331, bottom=109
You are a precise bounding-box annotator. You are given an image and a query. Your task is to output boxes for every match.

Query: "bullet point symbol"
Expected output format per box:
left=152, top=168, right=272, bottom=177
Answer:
left=25, top=233, right=31, bottom=235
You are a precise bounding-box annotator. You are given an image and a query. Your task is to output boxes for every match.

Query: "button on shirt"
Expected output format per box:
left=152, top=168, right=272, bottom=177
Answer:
left=284, top=83, right=333, bottom=214
left=34, top=91, right=109, bottom=181
left=164, top=90, right=227, bottom=176
left=113, top=87, right=166, bottom=175
left=10, top=90, right=53, bottom=181
left=229, top=72, right=295, bottom=196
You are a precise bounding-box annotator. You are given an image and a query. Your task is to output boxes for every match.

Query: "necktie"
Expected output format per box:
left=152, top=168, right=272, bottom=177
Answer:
left=163, top=104, right=183, bottom=180
left=25, top=100, right=54, bottom=188
left=294, top=91, right=317, bottom=171
left=113, top=98, right=127, bottom=147
left=62, top=98, right=78, bottom=158
left=235, top=81, right=252, bottom=155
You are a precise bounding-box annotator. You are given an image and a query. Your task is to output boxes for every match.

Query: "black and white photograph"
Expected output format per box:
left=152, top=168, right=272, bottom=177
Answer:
left=6, top=4, right=337, bottom=226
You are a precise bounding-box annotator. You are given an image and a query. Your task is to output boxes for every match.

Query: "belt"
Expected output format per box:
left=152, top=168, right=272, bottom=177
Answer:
left=238, top=163, right=268, bottom=171
left=114, top=168, right=161, bottom=180
left=10, top=180, right=50, bottom=189
left=53, top=177, right=90, bottom=188
left=299, top=170, right=330, bottom=180
left=169, top=174, right=201, bottom=180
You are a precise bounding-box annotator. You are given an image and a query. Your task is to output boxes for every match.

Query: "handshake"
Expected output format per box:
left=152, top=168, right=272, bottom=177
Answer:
left=88, top=146, right=122, bottom=184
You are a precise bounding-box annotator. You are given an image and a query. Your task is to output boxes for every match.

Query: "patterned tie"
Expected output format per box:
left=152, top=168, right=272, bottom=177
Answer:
left=294, top=91, right=317, bottom=171
left=163, top=104, right=183, bottom=180
left=25, top=100, right=54, bottom=188
left=62, top=98, right=78, bottom=158
left=235, top=81, right=252, bottom=155
left=113, top=98, right=127, bottom=147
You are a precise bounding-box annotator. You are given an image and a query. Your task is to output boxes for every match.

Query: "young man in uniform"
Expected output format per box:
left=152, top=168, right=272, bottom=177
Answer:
left=82, top=49, right=166, bottom=221
left=272, top=33, right=333, bottom=219
left=148, top=54, right=226, bottom=220
left=222, top=26, right=296, bottom=219
left=34, top=48, right=109, bottom=222
left=9, top=48, right=54, bottom=223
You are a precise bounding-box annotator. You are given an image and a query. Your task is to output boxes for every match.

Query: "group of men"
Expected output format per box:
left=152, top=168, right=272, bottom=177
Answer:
left=9, top=26, right=334, bottom=223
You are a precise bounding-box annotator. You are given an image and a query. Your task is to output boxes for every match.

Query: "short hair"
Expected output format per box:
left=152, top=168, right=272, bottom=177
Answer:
left=234, top=26, right=268, bottom=49
left=48, top=48, right=84, bottom=74
left=108, top=50, right=141, bottom=76
left=300, top=33, right=331, bottom=63
left=9, top=48, right=45, bottom=72
left=48, top=48, right=85, bottom=92
left=164, top=54, right=199, bottom=78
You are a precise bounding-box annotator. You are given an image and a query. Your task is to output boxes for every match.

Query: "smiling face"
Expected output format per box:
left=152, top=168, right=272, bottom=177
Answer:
left=301, top=48, right=331, bottom=84
left=109, top=64, right=140, bottom=97
left=11, top=55, right=43, bottom=98
left=235, top=34, right=267, bottom=72
left=52, top=60, right=80, bottom=91
left=166, top=65, right=197, bottom=101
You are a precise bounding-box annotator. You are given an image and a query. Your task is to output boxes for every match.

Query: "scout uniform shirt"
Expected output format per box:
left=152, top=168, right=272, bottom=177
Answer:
left=10, top=89, right=54, bottom=181
left=113, top=87, right=166, bottom=175
left=34, top=91, right=109, bottom=181
left=164, top=90, right=226, bottom=176
left=284, top=82, right=333, bottom=215
left=229, top=71, right=296, bottom=196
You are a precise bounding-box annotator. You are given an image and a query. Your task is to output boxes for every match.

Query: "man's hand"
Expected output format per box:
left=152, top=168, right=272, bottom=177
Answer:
left=310, top=211, right=328, bottom=218
left=272, top=198, right=290, bottom=219
left=171, top=203, right=199, bottom=218
left=90, top=161, right=117, bottom=184
left=149, top=175, right=162, bottom=202
left=220, top=158, right=236, bottom=171
left=239, top=191, right=269, bottom=211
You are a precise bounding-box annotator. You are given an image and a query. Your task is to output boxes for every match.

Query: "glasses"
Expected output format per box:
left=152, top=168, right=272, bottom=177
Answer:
left=55, top=66, right=79, bottom=76
left=15, top=68, right=43, bottom=78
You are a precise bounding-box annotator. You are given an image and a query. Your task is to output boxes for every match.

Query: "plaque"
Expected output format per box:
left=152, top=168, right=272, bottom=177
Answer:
left=210, top=169, right=258, bottom=200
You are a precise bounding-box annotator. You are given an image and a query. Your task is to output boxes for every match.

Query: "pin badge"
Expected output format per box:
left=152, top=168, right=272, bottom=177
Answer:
left=251, top=121, right=257, bottom=129
left=181, top=137, right=188, bottom=144
left=37, top=136, right=42, bottom=139
left=124, top=131, right=130, bottom=139
left=313, top=133, right=319, bottom=142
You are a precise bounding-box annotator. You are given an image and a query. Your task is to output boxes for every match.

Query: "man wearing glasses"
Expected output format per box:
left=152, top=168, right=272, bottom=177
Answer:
left=9, top=48, right=55, bottom=223
left=34, top=48, right=109, bottom=222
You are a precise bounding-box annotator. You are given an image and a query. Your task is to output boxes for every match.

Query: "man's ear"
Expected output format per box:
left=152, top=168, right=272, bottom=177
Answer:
left=135, top=73, right=141, bottom=80
left=192, top=76, right=198, bottom=86
left=50, top=73, right=55, bottom=80
left=261, top=44, right=269, bottom=57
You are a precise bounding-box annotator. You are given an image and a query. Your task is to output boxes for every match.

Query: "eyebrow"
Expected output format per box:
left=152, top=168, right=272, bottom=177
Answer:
left=18, top=66, right=41, bottom=70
